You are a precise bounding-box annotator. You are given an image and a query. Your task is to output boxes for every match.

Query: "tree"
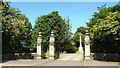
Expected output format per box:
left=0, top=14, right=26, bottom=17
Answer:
left=90, top=12, right=120, bottom=53
left=72, top=26, right=89, bottom=48
left=60, top=16, right=77, bottom=53
left=86, top=3, right=120, bottom=53
left=32, top=11, right=75, bottom=53
left=86, top=3, right=120, bottom=27
left=2, top=2, right=32, bottom=54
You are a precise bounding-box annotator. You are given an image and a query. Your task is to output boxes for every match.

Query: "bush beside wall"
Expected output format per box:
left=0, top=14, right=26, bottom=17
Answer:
left=92, top=53, right=120, bottom=62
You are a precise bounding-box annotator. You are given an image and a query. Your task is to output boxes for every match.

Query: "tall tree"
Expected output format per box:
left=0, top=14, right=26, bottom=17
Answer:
left=86, top=3, right=120, bottom=53
left=60, top=16, right=74, bottom=52
left=86, top=3, right=120, bottom=27
left=32, top=11, right=73, bottom=52
left=2, top=2, right=32, bottom=54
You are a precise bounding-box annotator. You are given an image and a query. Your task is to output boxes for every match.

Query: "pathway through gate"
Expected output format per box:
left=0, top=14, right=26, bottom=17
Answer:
left=57, top=52, right=83, bottom=61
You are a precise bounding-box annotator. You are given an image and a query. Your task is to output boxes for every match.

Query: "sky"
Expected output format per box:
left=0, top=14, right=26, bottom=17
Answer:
left=10, top=2, right=118, bottom=33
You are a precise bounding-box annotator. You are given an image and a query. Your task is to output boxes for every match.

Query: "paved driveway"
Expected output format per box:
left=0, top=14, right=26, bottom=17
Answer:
left=1, top=53, right=119, bottom=66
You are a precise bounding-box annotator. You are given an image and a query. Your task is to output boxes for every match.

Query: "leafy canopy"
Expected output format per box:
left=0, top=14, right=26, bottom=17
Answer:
left=87, top=3, right=120, bottom=53
left=2, top=2, right=32, bottom=54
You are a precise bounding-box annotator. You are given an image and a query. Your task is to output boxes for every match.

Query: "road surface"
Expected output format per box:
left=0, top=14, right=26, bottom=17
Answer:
left=1, top=53, right=118, bottom=66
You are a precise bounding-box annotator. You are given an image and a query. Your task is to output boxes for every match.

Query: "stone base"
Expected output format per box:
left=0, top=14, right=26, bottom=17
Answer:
left=85, top=56, right=90, bottom=60
left=49, top=57, right=54, bottom=60
left=85, top=45, right=90, bottom=60
left=36, top=56, right=42, bottom=59
left=78, top=47, right=83, bottom=53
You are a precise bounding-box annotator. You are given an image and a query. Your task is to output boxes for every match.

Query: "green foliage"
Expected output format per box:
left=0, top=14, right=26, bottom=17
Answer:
left=72, top=26, right=89, bottom=48
left=86, top=4, right=120, bottom=27
left=87, top=3, right=120, bottom=54
left=60, top=16, right=73, bottom=52
left=65, top=46, right=78, bottom=53
left=2, top=2, right=32, bottom=54
left=32, top=11, right=73, bottom=53
left=22, top=46, right=36, bottom=53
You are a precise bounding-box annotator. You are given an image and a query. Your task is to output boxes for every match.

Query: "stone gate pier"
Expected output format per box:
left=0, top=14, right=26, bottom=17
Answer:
left=37, top=32, right=45, bottom=59
left=84, top=30, right=90, bottom=60
left=49, top=31, right=55, bottom=60
left=49, top=31, right=60, bottom=60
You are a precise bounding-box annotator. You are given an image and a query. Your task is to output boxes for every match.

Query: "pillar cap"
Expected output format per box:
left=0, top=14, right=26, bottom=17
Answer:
left=38, top=32, right=42, bottom=37
left=85, top=30, right=89, bottom=35
left=86, top=30, right=88, bottom=33
left=51, top=31, right=54, bottom=34
left=39, top=32, right=41, bottom=35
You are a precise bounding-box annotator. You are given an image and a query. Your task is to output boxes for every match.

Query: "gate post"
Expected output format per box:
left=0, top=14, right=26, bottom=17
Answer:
left=49, top=31, right=55, bottom=60
left=37, top=32, right=44, bottom=59
left=84, top=30, right=90, bottom=59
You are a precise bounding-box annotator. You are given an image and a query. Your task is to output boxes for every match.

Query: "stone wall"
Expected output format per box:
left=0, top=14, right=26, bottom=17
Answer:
left=91, top=53, right=120, bottom=62
left=2, top=53, right=37, bottom=62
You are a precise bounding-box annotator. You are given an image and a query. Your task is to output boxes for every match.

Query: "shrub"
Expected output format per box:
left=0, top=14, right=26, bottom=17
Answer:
left=66, top=46, right=78, bottom=53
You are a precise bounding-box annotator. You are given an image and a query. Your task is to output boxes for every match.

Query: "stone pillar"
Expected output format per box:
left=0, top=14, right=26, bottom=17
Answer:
left=78, top=32, right=83, bottom=53
left=49, top=31, right=55, bottom=60
left=37, top=32, right=42, bottom=59
left=84, top=30, right=90, bottom=59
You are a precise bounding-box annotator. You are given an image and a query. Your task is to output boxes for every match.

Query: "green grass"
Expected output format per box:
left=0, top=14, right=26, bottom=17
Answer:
left=45, top=49, right=49, bottom=58
left=63, top=51, right=66, bottom=53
